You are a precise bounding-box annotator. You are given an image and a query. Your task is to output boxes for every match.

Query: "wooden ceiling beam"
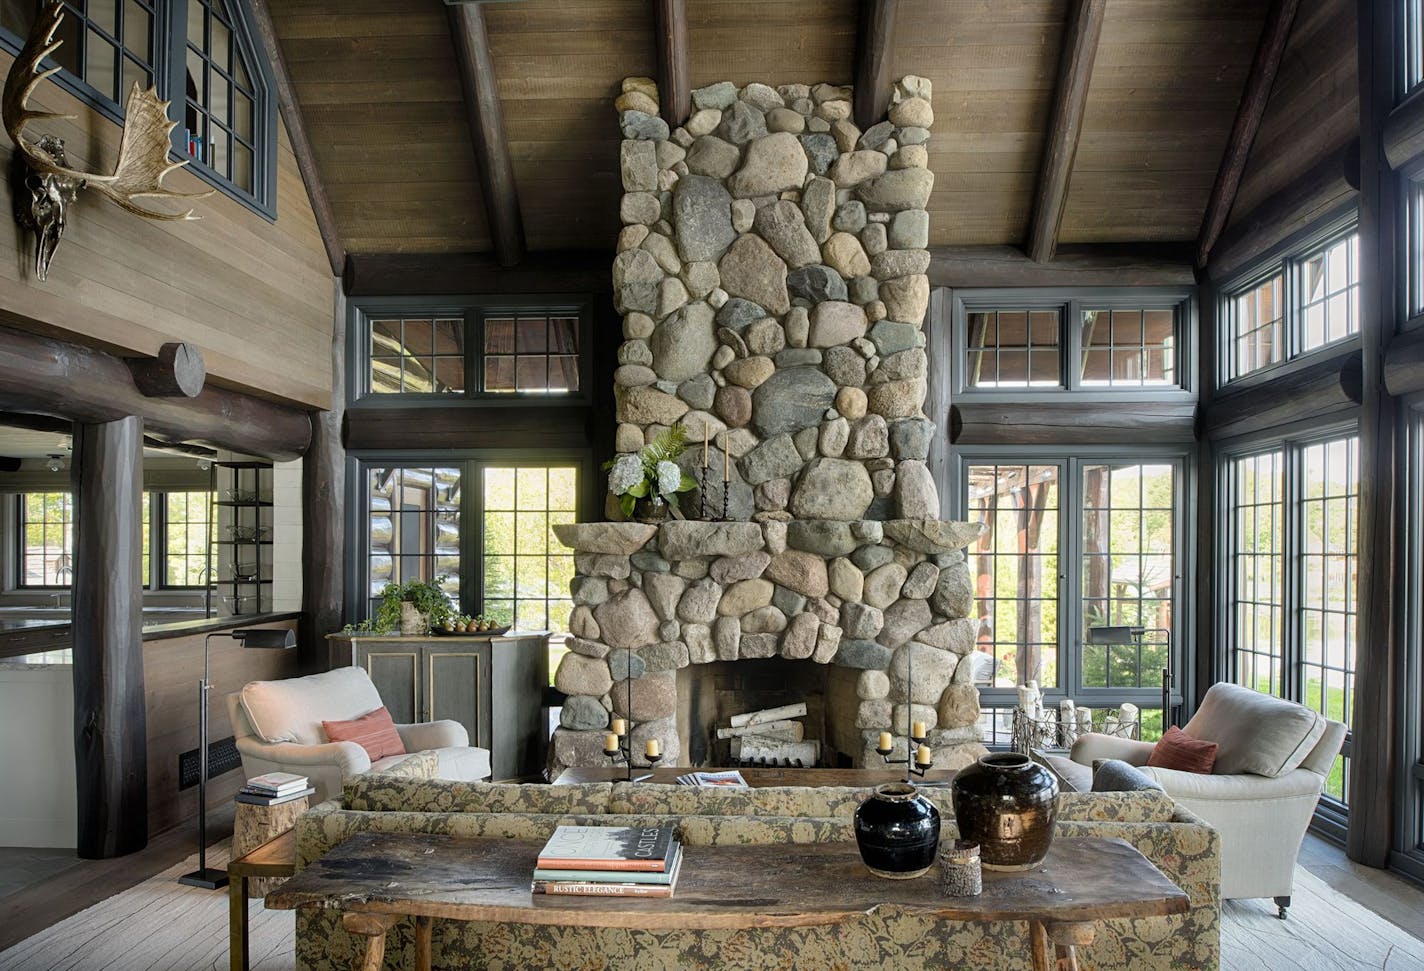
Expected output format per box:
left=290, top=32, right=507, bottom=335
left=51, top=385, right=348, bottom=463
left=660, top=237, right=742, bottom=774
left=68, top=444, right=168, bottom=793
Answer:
left=853, top=0, right=900, bottom=130
left=654, top=0, right=690, bottom=129
left=248, top=0, right=345, bottom=279
left=929, top=243, right=1195, bottom=288
left=1025, top=0, right=1107, bottom=264
left=1194, top=0, right=1303, bottom=269
left=448, top=2, right=527, bottom=267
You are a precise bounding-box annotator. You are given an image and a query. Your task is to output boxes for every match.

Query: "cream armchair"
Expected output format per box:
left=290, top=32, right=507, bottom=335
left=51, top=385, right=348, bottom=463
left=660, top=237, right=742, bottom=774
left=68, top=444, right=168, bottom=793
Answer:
left=1070, top=681, right=1346, bottom=919
left=227, top=666, right=491, bottom=804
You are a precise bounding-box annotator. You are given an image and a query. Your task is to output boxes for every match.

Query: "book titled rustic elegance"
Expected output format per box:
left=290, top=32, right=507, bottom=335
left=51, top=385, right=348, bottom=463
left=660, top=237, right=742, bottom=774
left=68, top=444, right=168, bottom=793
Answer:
left=536, top=825, right=678, bottom=872
left=533, top=847, right=683, bottom=897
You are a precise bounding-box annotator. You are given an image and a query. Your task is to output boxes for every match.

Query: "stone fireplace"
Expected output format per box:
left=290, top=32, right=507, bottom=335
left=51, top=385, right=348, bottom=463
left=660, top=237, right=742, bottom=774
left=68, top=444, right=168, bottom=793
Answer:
left=548, top=74, right=988, bottom=774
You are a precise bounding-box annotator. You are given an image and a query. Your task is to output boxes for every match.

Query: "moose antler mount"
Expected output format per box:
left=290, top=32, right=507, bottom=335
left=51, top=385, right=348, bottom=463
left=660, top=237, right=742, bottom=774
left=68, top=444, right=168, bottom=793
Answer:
left=4, top=1, right=213, bottom=280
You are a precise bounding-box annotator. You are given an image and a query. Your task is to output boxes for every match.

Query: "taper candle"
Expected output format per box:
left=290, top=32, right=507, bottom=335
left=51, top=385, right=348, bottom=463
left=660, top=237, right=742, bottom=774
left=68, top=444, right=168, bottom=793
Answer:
left=723, top=439, right=729, bottom=480
left=645, top=738, right=661, bottom=758
left=611, top=718, right=627, bottom=736
left=703, top=426, right=709, bottom=467
left=878, top=731, right=893, bottom=751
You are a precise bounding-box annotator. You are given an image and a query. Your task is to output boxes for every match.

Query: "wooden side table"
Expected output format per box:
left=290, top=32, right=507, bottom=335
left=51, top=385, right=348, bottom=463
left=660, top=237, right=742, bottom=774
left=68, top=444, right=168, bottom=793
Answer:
left=233, top=796, right=308, bottom=898
left=228, top=825, right=299, bottom=971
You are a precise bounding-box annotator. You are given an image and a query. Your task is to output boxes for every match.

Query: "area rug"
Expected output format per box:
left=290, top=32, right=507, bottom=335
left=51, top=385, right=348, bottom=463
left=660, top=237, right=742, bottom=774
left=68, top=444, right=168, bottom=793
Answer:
left=2, top=842, right=1421, bottom=970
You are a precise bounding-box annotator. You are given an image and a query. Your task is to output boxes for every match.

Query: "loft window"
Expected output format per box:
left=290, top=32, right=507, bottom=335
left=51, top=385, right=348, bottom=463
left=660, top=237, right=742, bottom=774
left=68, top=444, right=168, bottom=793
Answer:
left=954, top=291, right=1192, bottom=394
left=1221, top=225, right=1360, bottom=384
left=482, top=313, right=581, bottom=394
left=369, top=317, right=465, bottom=394
left=0, top=0, right=276, bottom=217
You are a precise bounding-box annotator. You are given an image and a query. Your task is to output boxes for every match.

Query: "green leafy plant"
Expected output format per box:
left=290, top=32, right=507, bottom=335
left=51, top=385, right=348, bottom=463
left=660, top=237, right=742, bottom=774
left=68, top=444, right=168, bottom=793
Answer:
left=603, top=422, right=697, bottom=518
left=351, top=575, right=455, bottom=634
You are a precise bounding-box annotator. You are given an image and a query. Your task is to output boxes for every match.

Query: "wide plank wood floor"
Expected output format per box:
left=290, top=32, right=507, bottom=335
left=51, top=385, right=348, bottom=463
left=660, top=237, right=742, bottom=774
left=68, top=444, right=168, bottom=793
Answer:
left=1, top=831, right=1420, bottom=969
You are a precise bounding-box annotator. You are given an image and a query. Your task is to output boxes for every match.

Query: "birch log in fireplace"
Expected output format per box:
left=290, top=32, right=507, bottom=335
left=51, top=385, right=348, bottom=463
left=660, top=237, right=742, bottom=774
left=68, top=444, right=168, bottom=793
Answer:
left=548, top=73, right=989, bottom=774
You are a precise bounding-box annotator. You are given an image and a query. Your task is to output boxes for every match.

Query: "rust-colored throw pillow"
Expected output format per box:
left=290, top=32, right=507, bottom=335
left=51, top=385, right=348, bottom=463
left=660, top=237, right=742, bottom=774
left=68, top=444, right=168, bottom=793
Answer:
left=1147, top=725, right=1218, bottom=774
left=322, top=706, right=406, bottom=761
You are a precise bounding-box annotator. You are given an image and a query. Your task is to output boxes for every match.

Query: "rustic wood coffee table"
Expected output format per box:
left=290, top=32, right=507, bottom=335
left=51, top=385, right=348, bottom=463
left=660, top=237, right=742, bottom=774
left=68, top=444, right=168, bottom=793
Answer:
left=266, top=832, right=1188, bottom=971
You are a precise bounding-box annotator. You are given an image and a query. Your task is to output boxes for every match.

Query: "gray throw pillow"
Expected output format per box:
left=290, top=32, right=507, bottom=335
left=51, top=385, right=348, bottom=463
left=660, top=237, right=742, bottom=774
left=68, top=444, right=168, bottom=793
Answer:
left=1091, top=758, right=1166, bottom=793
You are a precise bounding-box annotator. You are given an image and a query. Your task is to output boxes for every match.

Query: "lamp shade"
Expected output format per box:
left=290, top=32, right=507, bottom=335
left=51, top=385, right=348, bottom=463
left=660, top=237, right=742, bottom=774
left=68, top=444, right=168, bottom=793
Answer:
left=232, top=628, right=296, bottom=649
left=1084, top=625, right=1142, bottom=645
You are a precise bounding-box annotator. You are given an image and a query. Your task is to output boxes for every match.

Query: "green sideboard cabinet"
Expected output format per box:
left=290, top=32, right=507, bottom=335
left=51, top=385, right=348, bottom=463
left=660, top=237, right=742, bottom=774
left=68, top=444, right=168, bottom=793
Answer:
left=326, top=631, right=550, bottom=781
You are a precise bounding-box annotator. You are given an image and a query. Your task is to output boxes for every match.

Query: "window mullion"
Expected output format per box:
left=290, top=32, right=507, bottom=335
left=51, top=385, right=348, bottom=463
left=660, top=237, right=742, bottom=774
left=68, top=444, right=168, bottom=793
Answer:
left=1064, top=300, right=1079, bottom=391
left=1284, top=442, right=1304, bottom=703
left=463, top=459, right=480, bottom=618
left=1064, top=456, right=1082, bottom=699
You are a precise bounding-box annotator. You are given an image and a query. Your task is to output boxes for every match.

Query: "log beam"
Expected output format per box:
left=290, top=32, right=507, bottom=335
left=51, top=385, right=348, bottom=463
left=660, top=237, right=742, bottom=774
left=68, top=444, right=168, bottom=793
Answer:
left=950, top=400, right=1197, bottom=446
left=1195, top=0, right=1303, bottom=269
left=71, top=416, right=147, bottom=858
left=344, top=249, right=609, bottom=296
left=1203, top=349, right=1362, bottom=440
left=248, top=0, right=345, bottom=278
left=853, top=0, right=900, bottom=130
left=653, top=0, right=690, bottom=129
left=1384, top=87, right=1424, bottom=171
left=125, top=342, right=206, bottom=399
left=448, top=3, right=526, bottom=267
left=929, top=243, right=1195, bottom=288
left=1384, top=324, right=1424, bottom=397
left=0, top=325, right=311, bottom=461
left=1025, top=0, right=1107, bottom=263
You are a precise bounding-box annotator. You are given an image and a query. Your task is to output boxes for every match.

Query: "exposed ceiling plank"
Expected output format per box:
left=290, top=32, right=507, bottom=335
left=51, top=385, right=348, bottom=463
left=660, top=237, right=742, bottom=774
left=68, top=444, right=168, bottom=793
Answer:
left=654, top=0, right=690, bottom=128
left=1025, top=0, right=1107, bottom=264
left=853, top=0, right=899, bottom=130
left=930, top=243, right=1195, bottom=288
left=448, top=2, right=527, bottom=266
left=1194, top=0, right=1303, bottom=269
left=249, top=0, right=345, bottom=278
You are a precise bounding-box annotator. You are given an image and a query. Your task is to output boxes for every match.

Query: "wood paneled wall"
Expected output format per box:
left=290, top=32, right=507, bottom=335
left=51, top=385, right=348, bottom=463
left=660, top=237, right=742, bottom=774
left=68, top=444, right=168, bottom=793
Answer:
left=142, top=617, right=301, bottom=838
left=1229, top=0, right=1358, bottom=230
left=0, top=52, right=334, bottom=411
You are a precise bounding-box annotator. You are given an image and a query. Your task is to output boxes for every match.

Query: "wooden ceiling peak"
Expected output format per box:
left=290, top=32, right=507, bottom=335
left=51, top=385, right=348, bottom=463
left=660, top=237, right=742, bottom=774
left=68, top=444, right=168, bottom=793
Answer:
left=449, top=1, right=527, bottom=266
left=1025, top=0, right=1107, bottom=264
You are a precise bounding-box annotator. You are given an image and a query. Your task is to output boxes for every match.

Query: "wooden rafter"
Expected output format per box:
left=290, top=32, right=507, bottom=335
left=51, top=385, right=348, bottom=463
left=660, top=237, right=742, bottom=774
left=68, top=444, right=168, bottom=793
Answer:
left=1025, top=0, right=1107, bottom=264
left=853, top=0, right=900, bottom=130
left=448, top=2, right=527, bottom=267
left=249, top=0, right=345, bottom=278
left=1194, top=0, right=1303, bottom=269
left=654, top=0, right=690, bottom=128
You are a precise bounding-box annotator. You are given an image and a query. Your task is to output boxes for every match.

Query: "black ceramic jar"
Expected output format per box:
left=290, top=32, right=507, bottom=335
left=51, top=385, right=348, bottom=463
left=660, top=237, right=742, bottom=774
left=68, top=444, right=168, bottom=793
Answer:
left=951, top=752, right=1059, bottom=871
left=853, top=782, right=941, bottom=879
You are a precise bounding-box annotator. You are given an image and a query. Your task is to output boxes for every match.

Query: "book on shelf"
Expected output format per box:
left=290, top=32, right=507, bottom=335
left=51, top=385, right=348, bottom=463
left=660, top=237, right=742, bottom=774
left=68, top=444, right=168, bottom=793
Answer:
left=236, top=786, right=314, bottom=807
left=536, top=824, right=678, bottom=872
left=675, top=770, right=749, bottom=788
left=533, top=843, right=682, bottom=884
left=532, top=845, right=683, bottom=897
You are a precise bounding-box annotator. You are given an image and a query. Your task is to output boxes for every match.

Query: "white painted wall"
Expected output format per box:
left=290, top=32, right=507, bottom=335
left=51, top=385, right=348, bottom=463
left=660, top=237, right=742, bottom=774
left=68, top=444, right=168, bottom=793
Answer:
left=0, top=661, right=76, bottom=847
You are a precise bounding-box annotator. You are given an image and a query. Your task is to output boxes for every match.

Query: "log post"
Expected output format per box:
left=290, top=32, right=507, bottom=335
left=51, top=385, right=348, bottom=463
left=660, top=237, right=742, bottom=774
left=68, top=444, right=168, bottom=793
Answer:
left=653, top=0, right=690, bottom=129
left=853, top=0, right=899, bottom=130
left=302, top=282, right=346, bottom=672
left=126, top=342, right=206, bottom=398
left=71, top=416, right=147, bottom=858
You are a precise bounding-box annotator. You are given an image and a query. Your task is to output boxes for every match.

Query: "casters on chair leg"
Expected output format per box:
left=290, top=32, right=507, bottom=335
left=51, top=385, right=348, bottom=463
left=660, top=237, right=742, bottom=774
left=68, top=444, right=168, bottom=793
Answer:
left=1273, top=895, right=1291, bottom=920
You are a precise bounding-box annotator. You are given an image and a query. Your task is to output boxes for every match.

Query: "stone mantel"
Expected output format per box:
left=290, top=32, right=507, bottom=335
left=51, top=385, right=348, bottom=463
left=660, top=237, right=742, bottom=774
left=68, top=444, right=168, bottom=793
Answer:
left=547, top=517, right=989, bottom=774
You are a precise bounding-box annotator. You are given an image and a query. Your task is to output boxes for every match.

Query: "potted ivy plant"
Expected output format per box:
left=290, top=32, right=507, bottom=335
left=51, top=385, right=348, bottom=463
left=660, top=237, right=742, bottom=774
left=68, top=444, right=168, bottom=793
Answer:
left=605, top=422, right=697, bottom=522
left=373, top=576, right=454, bottom=635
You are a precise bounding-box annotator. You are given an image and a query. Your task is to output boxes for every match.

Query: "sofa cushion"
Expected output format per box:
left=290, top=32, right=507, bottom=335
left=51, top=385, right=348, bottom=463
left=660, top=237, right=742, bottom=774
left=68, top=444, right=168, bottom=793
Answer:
left=241, top=666, right=385, bottom=745
left=1184, top=681, right=1326, bottom=778
left=1092, top=759, right=1166, bottom=793
left=608, top=783, right=877, bottom=817
left=323, top=706, right=407, bottom=761
left=1149, top=726, right=1218, bottom=774
left=343, top=776, right=612, bottom=815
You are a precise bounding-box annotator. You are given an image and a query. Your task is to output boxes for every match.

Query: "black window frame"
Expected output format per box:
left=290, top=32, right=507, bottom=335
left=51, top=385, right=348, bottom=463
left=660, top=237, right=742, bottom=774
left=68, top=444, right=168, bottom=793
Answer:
left=1395, top=398, right=1424, bottom=882
left=0, top=0, right=278, bottom=220
left=950, top=287, right=1198, bottom=399
left=14, top=489, right=76, bottom=589
left=347, top=296, right=594, bottom=408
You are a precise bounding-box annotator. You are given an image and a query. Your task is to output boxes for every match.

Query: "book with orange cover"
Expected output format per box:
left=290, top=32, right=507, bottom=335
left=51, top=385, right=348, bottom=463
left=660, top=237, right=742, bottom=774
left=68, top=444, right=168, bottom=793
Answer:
left=535, top=824, right=678, bottom=872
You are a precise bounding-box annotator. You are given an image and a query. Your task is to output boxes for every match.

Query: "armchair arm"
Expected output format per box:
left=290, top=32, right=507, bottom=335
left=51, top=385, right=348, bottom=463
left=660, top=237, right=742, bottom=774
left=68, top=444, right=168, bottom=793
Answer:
left=235, top=736, right=372, bottom=777
left=1142, top=765, right=1325, bottom=802
left=396, top=719, right=469, bottom=750
left=1070, top=733, right=1156, bottom=767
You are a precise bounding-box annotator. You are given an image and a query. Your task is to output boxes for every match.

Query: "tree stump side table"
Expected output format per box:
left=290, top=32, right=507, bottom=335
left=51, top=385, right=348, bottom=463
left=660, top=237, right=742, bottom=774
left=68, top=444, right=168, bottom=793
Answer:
left=232, top=796, right=308, bottom=899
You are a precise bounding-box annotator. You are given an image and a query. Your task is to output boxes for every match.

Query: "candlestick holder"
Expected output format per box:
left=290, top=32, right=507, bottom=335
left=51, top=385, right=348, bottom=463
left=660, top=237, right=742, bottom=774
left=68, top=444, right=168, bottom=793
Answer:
left=602, top=725, right=657, bottom=783
left=719, top=475, right=730, bottom=521
left=697, top=464, right=710, bottom=521
left=876, top=642, right=934, bottom=782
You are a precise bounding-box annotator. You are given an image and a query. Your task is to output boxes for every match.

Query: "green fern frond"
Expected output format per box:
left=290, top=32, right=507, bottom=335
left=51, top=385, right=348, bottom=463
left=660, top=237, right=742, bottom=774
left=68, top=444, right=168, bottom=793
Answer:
left=641, top=421, right=689, bottom=469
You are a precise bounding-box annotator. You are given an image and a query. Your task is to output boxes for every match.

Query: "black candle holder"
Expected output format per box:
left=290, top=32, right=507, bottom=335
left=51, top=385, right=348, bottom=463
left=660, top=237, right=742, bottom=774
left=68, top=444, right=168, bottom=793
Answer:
left=876, top=641, right=934, bottom=782
left=603, top=726, right=660, bottom=783
left=719, top=475, right=730, bottom=521
left=696, top=463, right=710, bottom=521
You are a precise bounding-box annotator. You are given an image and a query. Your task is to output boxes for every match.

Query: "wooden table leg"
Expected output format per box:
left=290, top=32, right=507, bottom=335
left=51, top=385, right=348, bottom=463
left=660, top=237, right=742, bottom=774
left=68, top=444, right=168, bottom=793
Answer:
left=1029, top=920, right=1051, bottom=971
left=414, top=915, right=433, bottom=971
left=342, top=912, right=400, bottom=971
left=228, top=874, right=248, bottom=971
left=1045, top=920, right=1096, bottom=971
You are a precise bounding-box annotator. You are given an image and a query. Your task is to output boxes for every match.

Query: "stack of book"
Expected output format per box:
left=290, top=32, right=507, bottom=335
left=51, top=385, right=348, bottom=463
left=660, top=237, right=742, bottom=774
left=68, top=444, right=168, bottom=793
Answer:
left=237, top=771, right=314, bottom=807
left=675, top=770, right=748, bottom=787
left=532, top=824, right=682, bottom=898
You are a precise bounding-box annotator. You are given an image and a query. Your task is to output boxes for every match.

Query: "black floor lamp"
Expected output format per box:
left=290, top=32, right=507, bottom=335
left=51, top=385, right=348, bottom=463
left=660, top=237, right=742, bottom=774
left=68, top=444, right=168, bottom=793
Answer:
left=178, top=627, right=296, bottom=890
left=1085, top=625, right=1175, bottom=731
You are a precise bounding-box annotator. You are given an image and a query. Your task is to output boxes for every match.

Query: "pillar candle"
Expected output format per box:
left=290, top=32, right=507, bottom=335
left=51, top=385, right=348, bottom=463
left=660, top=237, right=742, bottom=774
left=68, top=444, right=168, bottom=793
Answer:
left=611, top=717, right=627, bottom=736
left=878, top=731, right=893, bottom=751
left=644, top=738, right=661, bottom=758
left=915, top=744, right=933, bottom=765
left=911, top=720, right=927, bottom=739
left=604, top=733, right=619, bottom=753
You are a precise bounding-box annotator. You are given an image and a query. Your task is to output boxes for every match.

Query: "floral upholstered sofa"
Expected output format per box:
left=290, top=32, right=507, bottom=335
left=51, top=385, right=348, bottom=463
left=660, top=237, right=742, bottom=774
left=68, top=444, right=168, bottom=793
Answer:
left=290, top=759, right=1220, bottom=971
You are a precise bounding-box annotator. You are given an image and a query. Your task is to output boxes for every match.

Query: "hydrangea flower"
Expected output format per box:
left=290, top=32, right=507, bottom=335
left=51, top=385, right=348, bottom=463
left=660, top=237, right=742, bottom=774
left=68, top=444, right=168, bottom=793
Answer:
left=656, top=460, right=682, bottom=497
left=608, top=454, right=645, bottom=495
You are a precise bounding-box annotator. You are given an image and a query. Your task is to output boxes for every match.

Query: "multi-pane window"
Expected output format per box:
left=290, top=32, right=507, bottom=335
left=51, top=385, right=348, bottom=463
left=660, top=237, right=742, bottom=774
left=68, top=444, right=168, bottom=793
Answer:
left=365, top=466, right=461, bottom=617
left=1223, top=229, right=1360, bottom=382
left=1079, top=309, right=1175, bottom=387
left=1, top=1, right=158, bottom=112
left=964, top=463, right=1061, bottom=689
left=164, top=491, right=214, bottom=586
left=1406, top=0, right=1424, bottom=97
left=20, top=492, right=74, bottom=587
left=480, top=466, right=576, bottom=631
left=182, top=0, right=258, bottom=194
left=1408, top=180, right=1424, bottom=321
left=1080, top=462, right=1176, bottom=692
left=369, top=317, right=465, bottom=395
left=483, top=314, right=580, bottom=394
left=964, top=310, right=1061, bottom=389
left=1226, top=432, right=1358, bottom=805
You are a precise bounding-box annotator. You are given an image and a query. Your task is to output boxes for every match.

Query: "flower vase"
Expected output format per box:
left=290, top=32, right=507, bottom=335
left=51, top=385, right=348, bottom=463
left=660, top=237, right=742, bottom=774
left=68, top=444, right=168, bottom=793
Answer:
left=632, top=495, right=670, bottom=524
